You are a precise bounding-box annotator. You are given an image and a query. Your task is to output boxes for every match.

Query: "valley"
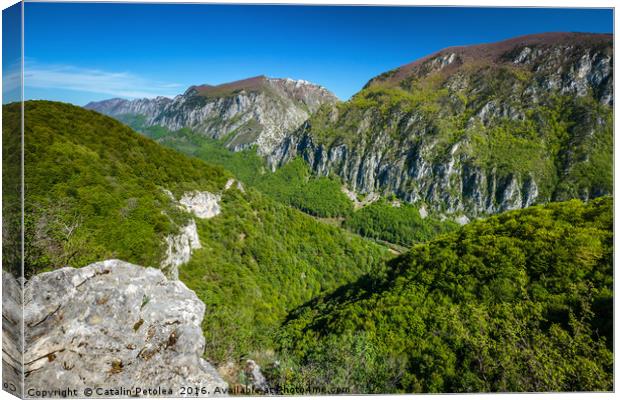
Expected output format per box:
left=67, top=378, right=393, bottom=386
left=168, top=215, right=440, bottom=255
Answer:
left=12, top=31, right=614, bottom=394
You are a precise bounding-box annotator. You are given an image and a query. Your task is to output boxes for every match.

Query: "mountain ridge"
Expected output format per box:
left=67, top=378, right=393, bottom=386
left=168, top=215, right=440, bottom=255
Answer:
left=85, top=32, right=613, bottom=220
left=368, top=32, right=612, bottom=90
left=85, top=76, right=338, bottom=155
left=269, top=31, right=613, bottom=218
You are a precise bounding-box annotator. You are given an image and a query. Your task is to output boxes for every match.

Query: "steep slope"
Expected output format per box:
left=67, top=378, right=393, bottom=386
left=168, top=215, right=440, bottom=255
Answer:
left=274, top=197, right=613, bottom=393
left=134, top=125, right=458, bottom=247
left=85, top=76, right=338, bottom=155
left=16, top=101, right=388, bottom=374
left=20, top=100, right=230, bottom=278
left=179, top=187, right=388, bottom=364
left=271, top=32, right=613, bottom=217
left=144, top=124, right=460, bottom=251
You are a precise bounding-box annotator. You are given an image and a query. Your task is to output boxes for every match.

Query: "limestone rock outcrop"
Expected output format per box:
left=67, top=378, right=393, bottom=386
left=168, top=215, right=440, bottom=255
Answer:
left=161, top=219, right=202, bottom=280
left=23, top=260, right=227, bottom=397
left=180, top=192, right=222, bottom=220
left=2, top=271, right=23, bottom=398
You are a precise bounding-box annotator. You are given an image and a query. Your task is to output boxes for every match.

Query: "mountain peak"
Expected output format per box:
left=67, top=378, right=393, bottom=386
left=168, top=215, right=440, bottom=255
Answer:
left=187, top=75, right=269, bottom=97
left=85, top=75, right=337, bottom=155
left=272, top=31, right=612, bottom=218
left=369, top=32, right=612, bottom=87
left=185, top=75, right=333, bottom=99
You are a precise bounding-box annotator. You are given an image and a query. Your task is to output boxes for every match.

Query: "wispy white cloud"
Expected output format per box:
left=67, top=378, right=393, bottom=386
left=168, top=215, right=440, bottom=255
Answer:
left=4, top=66, right=21, bottom=91
left=24, top=61, right=183, bottom=99
left=3, top=61, right=22, bottom=103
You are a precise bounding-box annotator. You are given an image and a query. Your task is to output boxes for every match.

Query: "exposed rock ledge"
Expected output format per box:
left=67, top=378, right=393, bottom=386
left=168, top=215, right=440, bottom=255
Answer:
left=162, top=220, right=202, bottom=280
left=161, top=188, right=224, bottom=279
left=180, top=191, right=222, bottom=219
left=23, top=260, right=227, bottom=397
left=161, top=180, right=244, bottom=279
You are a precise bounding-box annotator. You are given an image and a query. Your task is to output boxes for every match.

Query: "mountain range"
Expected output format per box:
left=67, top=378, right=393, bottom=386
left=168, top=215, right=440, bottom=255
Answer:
left=85, top=76, right=337, bottom=155
left=86, top=32, right=613, bottom=220
left=271, top=32, right=613, bottom=217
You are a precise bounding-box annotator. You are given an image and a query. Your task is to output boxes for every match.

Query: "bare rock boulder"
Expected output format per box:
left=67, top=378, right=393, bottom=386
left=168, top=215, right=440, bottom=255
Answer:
left=23, top=260, right=227, bottom=397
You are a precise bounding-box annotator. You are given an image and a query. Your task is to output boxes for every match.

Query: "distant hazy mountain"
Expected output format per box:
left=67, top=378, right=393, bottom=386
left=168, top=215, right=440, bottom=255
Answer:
left=270, top=32, right=613, bottom=218
left=85, top=76, right=338, bottom=155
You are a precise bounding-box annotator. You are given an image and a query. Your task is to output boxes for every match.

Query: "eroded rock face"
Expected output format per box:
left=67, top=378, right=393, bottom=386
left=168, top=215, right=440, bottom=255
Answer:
left=84, top=96, right=172, bottom=120
left=244, top=359, right=269, bottom=392
left=180, top=191, right=222, bottom=219
left=2, top=271, right=23, bottom=398
left=159, top=188, right=226, bottom=279
left=23, top=260, right=227, bottom=397
left=162, top=220, right=202, bottom=280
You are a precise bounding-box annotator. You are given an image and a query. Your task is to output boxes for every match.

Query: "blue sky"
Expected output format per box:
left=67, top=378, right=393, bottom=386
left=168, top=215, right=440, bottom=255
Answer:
left=2, top=2, right=21, bottom=103
left=20, top=3, right=613, bottom=105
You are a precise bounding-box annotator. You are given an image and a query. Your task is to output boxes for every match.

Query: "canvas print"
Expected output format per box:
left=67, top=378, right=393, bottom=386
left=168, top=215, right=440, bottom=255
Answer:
left=1, top=1, right=614, bottom=397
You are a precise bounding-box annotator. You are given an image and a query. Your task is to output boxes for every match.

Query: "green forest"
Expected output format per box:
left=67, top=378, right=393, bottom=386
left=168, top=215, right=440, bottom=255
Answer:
left=14, top=100, right=388, bottom=363
left=344, top=199, right=458, bottom=246
left=10, top=100, right=614, bottom=394
left=274, top=197, right=613, bottom=392
left=20, top=101, right=229, bottom=277
left=179, top=187, right=387, bottom=363
left=119, top=119, right=354, bottom=218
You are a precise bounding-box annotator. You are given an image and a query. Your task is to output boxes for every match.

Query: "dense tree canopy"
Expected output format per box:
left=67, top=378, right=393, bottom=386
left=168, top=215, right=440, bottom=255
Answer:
left=19, top=101, right=229, bottom=277
left=180, top=188, right=387, bottom=363
left=274, top=198, right=613, bottom=393
left=16, top=100, right=388, bottom=366
left=344, top=199, right=458, bottom=246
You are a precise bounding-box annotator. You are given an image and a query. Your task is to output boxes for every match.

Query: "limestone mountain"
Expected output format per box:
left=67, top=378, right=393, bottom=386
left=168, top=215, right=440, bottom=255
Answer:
left=270, top=32, right=613, bottom=218
left=85, top=75, right=338, bottom=155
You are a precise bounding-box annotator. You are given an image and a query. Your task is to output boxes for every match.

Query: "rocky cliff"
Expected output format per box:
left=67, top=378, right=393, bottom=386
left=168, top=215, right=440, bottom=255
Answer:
left=160, top=187, right=226, bottom=280
left=270, top=33, right=613, bottom=217
left=21, top=260, right=227, bottom=397
left=85, top=76, right=338, bottom=155
left=83, top=96, right=173, bottom=120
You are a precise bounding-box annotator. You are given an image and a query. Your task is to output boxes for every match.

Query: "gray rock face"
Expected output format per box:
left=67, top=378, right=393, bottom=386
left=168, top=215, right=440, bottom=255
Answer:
left=84, top=96, right=172, bottom=120
left=271, top=129, right=546, bottom=217
left=243, top=359, right=269, bottom=392
left=161, top=220, right=202, bottom=280
left=85, top=76, right=338, bottom=155
left=160, top=189, right=224, bottom=279
left=180, top=191, right=222, bottom=220
left=23, top=260, right=227, bottom=397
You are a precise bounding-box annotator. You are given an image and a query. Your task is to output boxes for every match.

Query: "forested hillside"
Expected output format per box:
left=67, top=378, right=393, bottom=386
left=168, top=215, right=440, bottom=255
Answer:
left=180, top=187, right=387, bottom=363
left=344, top=199, right=458, bottom=246
left=16, top=100, right=389, bottom=375
left=274, top=197, right=613, bottom=393
left=20, top=101, right=230, bottom=277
